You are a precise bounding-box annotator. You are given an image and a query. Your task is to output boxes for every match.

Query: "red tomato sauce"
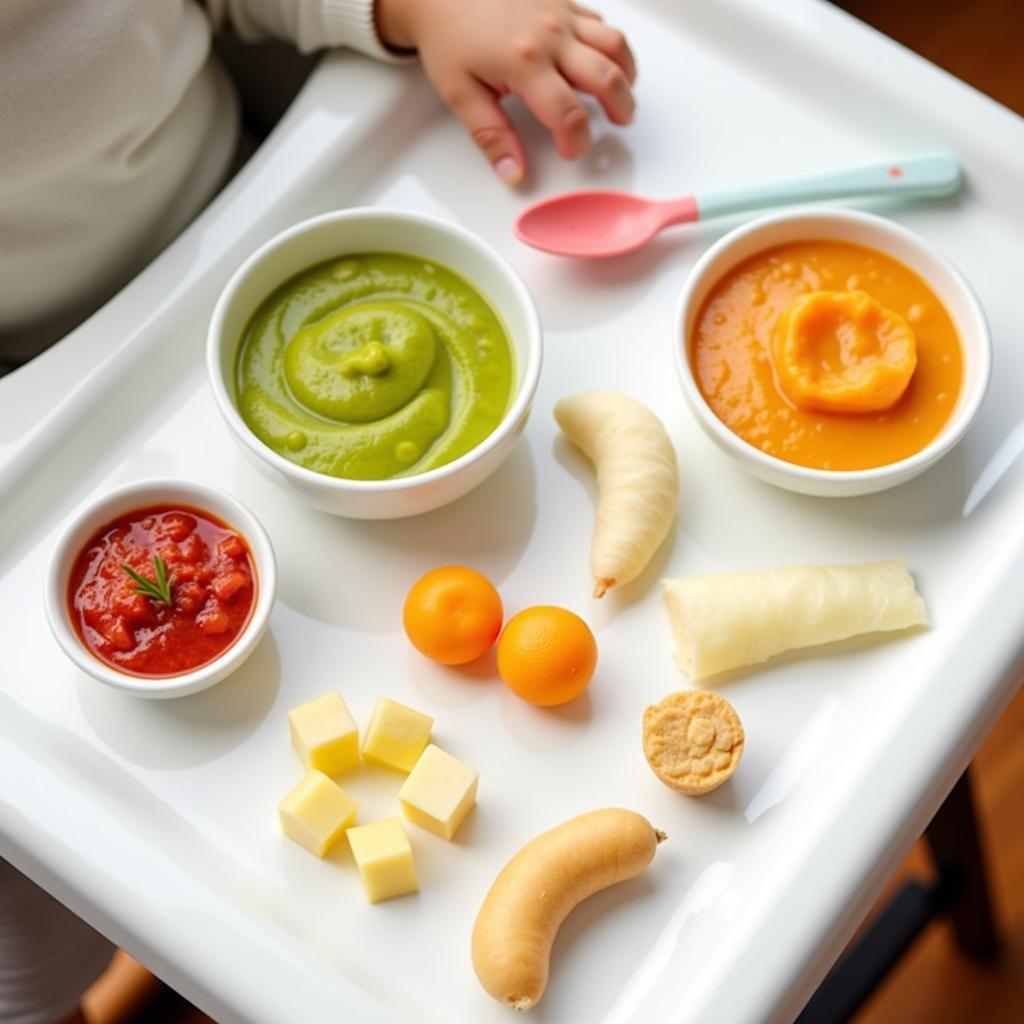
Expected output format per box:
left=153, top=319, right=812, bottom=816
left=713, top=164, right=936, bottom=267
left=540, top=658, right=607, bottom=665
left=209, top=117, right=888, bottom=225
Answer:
left=67, top=504, right=257, bottom=678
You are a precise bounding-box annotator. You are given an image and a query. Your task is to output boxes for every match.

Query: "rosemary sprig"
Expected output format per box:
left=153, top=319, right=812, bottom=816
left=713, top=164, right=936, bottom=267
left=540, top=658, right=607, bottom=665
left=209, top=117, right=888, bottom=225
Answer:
left=123, top=555, right=175, bottom=606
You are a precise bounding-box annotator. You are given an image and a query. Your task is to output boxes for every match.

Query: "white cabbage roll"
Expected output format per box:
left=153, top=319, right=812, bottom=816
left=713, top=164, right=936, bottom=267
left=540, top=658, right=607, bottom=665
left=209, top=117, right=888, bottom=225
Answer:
left=663, top=560, right=928, bottom=680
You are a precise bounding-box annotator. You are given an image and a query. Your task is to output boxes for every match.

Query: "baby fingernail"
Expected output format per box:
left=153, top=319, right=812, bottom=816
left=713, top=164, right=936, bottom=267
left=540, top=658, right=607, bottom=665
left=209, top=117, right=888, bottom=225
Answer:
left=495, top=156, right=522, bottom=185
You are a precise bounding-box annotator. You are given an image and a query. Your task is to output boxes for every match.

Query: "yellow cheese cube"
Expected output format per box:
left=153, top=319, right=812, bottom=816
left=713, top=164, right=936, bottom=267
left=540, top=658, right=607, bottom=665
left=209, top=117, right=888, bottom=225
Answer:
left=278, top=770, right=358, bottom=858
left=346, top=818, right=419, bottom=903
left=398, top=744, right=479, bottom=841
left=288, top=692, right=359, bottom=776
left=361, top=697, right=433, bottom=772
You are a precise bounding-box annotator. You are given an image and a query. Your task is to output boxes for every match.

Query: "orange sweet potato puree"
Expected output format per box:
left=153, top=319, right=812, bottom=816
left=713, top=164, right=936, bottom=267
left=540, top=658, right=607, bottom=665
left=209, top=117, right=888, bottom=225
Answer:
left=690, top=240, right=962, bottom=470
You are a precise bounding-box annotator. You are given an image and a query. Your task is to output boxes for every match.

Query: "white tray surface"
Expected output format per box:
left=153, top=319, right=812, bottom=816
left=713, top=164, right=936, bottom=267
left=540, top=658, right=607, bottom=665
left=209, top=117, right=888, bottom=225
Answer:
left=2, top=2, right=1024, bottom=1022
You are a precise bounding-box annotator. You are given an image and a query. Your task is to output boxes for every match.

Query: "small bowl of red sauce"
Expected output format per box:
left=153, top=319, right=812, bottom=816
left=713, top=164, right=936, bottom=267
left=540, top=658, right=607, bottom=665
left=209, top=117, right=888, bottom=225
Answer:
left=46, top=480, right=276, bottom=698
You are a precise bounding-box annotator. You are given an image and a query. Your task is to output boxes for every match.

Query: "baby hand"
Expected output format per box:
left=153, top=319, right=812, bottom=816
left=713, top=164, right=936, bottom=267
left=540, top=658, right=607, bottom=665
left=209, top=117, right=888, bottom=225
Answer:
left=375, top=0, right=637, bottom=185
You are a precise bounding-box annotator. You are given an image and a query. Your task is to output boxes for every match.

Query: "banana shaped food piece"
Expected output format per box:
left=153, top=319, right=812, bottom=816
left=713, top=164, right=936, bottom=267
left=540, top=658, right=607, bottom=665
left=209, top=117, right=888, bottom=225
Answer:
left=555, top=390, right=679, bottom=597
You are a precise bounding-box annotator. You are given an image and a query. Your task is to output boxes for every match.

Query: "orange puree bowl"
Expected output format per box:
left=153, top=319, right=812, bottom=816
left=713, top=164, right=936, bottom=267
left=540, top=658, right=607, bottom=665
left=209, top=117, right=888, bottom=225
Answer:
left=674, top=208, right=991, bottom=497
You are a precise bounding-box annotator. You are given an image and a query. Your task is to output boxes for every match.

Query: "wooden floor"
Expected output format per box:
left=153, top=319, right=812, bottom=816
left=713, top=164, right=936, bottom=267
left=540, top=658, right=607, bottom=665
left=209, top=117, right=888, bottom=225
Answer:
left=78, top=3, right=1024, bottom=1023
left=836, top=0, right=1024, bottom=116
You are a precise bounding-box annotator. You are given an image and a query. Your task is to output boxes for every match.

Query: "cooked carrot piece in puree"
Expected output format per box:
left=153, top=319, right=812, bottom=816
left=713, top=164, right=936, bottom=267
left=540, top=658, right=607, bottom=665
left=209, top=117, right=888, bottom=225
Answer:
left=771, top=289, right=917, bottom=413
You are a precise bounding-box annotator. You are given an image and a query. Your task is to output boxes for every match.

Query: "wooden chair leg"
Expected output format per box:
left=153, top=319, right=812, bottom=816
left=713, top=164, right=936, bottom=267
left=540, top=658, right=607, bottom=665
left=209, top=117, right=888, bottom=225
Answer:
left=924, top=769, right=1001, bottom=962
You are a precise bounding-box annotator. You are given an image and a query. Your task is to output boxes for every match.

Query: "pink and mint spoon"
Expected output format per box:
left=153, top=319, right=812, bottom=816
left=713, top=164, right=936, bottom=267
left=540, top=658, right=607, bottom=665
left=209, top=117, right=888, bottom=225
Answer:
left=514, top=153, right=962, bottom=258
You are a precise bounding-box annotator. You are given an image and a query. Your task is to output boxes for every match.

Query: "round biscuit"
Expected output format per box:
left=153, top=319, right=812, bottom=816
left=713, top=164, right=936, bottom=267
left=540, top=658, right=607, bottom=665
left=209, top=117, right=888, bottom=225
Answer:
left=642, top=690, right=744, bottom=796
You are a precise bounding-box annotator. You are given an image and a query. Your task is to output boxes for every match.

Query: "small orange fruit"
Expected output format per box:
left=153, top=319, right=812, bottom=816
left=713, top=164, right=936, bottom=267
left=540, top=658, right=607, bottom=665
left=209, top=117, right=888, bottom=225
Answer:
left=496, top=606, right=597, bottom=706
left=403, top=566, right=504, bottom=666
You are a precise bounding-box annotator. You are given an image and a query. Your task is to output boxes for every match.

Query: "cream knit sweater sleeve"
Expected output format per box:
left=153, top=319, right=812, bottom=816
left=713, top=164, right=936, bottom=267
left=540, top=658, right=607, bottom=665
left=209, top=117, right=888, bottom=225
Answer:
left=0, top=0, right=407, bottom=354
left=206, top=0, right=405, bottom=58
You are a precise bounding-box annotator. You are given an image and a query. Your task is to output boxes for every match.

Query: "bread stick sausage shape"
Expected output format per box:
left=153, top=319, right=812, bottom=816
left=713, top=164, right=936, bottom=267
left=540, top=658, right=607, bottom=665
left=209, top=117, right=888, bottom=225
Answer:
left=471, top=808, right=665, bottom=1011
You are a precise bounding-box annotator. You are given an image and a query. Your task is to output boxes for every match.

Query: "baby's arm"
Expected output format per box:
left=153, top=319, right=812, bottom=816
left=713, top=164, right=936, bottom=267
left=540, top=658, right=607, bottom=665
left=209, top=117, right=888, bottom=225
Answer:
left=211, top=0, right=635, bottom=184
left=375, top=0, right=636, bottom=184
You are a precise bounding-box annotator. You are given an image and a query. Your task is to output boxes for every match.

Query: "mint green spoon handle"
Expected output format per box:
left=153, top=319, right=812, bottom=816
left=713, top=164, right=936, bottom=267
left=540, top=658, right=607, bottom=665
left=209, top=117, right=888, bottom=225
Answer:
left=693, top=152, right=962, bottom=220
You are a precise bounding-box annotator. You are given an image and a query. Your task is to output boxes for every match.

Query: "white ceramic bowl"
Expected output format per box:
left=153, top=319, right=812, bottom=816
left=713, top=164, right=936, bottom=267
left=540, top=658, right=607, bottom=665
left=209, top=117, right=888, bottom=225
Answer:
left=45, top=480, right=277, bottom=699
left=674, top=208, right=991, bottom=497
left=207, top=208, right=543, bottom=519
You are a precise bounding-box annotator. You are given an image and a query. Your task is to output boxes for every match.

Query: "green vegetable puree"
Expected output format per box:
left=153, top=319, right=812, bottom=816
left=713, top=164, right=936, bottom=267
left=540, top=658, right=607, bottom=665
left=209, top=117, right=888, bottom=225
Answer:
left=235, top=253, right=514, bottom=480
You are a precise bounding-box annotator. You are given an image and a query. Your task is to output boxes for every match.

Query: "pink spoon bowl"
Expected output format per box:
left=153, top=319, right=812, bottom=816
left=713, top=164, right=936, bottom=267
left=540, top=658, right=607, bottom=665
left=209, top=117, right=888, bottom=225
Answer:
left=515, top=191, right=697, bottom=258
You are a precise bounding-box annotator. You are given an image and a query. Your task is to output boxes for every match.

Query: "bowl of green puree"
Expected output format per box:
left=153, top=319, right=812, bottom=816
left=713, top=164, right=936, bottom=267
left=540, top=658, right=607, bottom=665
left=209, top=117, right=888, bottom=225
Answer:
left=207, top=209, right=542, bottom=519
